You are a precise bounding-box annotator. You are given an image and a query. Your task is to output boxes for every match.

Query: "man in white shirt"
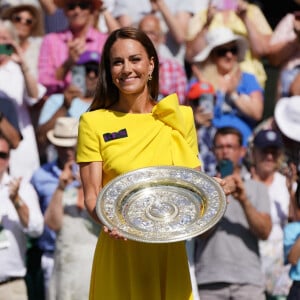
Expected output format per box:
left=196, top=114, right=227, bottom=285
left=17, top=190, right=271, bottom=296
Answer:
left=0, top=133, right=44, bottom=300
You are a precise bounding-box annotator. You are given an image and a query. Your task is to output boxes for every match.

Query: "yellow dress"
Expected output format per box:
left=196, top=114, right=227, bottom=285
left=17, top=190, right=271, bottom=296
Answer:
left=77, top=94, right=201, bottom=300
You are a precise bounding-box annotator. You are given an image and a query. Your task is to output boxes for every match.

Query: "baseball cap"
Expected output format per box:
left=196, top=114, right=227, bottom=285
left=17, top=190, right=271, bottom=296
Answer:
left=77, top=51, right=101, bottom=65
left=187, top=81, right=215, bottom=100
left=253, top=129, right=283, bottom=149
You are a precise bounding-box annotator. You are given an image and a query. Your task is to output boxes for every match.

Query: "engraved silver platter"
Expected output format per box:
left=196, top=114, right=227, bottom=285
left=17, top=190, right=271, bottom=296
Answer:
left=96, top=166, right=227, bottom=243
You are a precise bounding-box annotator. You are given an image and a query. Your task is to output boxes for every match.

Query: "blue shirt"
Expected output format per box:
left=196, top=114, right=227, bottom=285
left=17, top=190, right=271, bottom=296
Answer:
left=31, top=160, right=80, bottom=252
left=38, top=94, right=91, bottom=125
left=284, top=222, right=300, bottom=281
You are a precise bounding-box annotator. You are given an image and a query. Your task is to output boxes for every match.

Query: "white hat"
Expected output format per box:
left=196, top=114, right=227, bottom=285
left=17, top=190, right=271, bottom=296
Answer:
left=274, top=96, right=300, bottom=142
left=47, top=117, right=79, bottom=147
left=193, top=27, right=248, bottom=63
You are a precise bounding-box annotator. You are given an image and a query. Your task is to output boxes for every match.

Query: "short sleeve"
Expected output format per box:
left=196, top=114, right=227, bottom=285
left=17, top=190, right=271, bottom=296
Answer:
left=76, top=112, right=102, bottom=163
left=283, top=222, right=300, bottom=264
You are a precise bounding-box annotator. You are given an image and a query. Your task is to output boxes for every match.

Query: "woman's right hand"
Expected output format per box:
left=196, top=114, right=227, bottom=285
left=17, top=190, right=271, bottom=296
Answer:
left=194, top=106, right=213, bottom=127
left=104, top=226, right=127, bottom=241
left=221, top=65, right=241, bottom=94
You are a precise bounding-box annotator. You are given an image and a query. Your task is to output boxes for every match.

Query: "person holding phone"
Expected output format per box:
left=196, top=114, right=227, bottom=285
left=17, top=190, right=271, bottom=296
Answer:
left=36, top=50, right=100, bottom=163
left=194, top=126, right=272, bottom=300
left=1, top=3, right=44, bottom=79
left=0, top=19, right=46, bottom=181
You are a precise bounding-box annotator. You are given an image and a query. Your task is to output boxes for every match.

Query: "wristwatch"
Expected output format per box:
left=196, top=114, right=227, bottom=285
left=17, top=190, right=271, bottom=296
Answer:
left=14, top=197, right=24, bottom=210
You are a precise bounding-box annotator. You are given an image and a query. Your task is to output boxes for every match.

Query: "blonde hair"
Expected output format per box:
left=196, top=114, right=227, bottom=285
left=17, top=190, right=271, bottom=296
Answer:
left=0, top=19, right=19, bottom=43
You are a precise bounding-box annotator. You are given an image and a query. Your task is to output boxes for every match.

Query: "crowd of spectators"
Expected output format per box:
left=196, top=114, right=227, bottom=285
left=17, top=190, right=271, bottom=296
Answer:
left=0, top=0, right=300, bottom=300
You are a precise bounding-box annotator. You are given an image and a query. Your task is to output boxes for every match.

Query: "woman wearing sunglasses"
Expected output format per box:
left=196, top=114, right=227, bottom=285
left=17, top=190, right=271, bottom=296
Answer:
left=1, top=3, right=44, bottom=79
left=189, top=26, right=264, bottom=148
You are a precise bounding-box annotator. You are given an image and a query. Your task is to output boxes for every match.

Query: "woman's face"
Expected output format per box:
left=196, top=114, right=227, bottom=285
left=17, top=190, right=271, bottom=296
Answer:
left=64, top=1, right=92, bottom=31
left=212, top=41, right=239, bottom=74
left=253, top=147, right=281, bottom=175
left=110, top=38, right=154, bottom=97
left=11, top=10, right=35, bottom=39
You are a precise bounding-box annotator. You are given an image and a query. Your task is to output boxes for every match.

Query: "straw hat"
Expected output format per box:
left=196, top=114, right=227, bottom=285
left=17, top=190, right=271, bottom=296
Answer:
left=54, top=0, right=102, bottom=10
left=274, top=96, right=300, bottom=142
left=193, top=27, right=248, bottom=63
left=47, top=117, right=79, bottom=147
left=1, top=2, right=44, bottom=36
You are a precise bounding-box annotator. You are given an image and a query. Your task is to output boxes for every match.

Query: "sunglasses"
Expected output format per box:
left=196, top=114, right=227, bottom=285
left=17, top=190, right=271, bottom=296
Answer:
left=0, top=151, right=9, bottom=160
left=66, top=2, right=91, bottom=10
left=214, top=46, right=238, bottom=57
left=11, top=15, right=34, bottom=26
left=85, top=63, right=99, bottom=76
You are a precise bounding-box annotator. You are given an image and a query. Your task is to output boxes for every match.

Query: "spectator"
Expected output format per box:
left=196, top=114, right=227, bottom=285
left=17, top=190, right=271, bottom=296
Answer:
left=44, top=122, right=100, bottom=300
left=0, top=19, right=46, bottom=180
left=138, top=14, right=187, bottom=104
left=284, top=220, right=300, bottom=300
left=113, top=0, right=195, bottom=65
left=0, top=132, right=44, bottom=300
left=267, top=0, right=300, bottom=98
left=93, top=0, right=119, bottom=34
left=186, top=0, right=273, bottom=88
left=36, top=50, right=100, bottom=163
left=38, top=0, right=107, bottom=95
left=38, top=0, right=68, bottom=33
left=190, top=27, right=264, bottom=146
left=186, top=80, right=217, bottom=176
left=274, top=96, right=300, bottom=177
left=1, top=2, right=44, bottom=78
left=0, top=93, right=22, bottom=149
left=251, top=129, right=292, bottom=299
left=274, top=93, right=300, bottom=300
left=194, top=126, right=272, bottom=300
left=31, top=117, right=81, bottom=299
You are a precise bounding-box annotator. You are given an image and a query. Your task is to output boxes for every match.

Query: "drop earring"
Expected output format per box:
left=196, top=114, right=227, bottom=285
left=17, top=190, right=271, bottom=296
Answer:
left=148, top=73, right=153, bottom=81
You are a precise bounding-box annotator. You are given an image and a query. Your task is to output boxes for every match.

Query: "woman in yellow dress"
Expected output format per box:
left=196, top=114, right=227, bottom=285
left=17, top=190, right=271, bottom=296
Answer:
left=76, top=27, right=229, bottom=300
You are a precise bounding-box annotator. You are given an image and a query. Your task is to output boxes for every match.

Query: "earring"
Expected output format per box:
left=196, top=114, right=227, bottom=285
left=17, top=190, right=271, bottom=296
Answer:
left=148, top=73, right=152, bottom=81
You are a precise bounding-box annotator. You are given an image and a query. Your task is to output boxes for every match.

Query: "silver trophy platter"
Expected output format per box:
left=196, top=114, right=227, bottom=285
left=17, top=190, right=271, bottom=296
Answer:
left=96, top=166, right=227, bottom=243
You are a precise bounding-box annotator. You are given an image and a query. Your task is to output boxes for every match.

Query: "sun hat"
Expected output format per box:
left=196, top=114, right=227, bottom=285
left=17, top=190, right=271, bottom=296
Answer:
left=274, top=96, right=300, bottom=142
left=1, top=2, right=44, bottom=36
left=193, top=27, right=248, bottom=63
left=47, top=117, right=79, bottom=147
left=54, top=0, right=102, bottom=10
left=253, top=129, right=283, bottom=149
left=77, top=50, right=101, bottom=65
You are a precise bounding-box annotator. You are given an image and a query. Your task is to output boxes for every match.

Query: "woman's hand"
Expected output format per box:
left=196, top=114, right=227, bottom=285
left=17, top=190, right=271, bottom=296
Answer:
left=221, top=65, right=241, bottom=94
left=103, top=226, right=127, bottom=241
left=193, top=106, right=213, bottom=127
left=214, top=175, right=237, bottom=196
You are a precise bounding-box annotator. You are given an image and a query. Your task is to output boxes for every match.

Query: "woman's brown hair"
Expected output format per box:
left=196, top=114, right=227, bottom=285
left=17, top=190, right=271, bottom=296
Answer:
left=89, top=27, right=159, bottom=111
